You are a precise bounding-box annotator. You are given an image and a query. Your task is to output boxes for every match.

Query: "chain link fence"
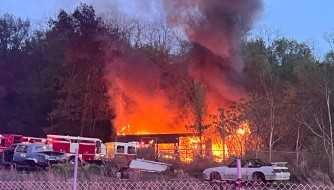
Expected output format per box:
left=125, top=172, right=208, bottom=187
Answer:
left=0, top=180, right=333, bottom=190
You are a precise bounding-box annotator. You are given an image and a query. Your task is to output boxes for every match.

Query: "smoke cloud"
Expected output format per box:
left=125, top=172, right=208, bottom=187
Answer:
left=163, top=0, right=262, bottom=72
left=161, top=0, right=262, bottom=110
left=104, top=0, right=262, bottom=134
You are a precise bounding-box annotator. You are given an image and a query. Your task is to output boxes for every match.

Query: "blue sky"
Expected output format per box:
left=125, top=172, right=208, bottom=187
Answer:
left=254, top=0, right=334, bottom=57
left=0, top=0, right=333, bottom=57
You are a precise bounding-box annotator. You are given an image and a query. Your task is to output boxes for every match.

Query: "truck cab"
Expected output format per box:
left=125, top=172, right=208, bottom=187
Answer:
left=105, top=142, right=137, bottom=168
left=46, top=134, right=106, bottom=163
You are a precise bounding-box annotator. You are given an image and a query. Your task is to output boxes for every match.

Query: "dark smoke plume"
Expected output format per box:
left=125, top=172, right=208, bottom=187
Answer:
left=163, top=0, right=262, bottom=72
left=105, top=0, right=262, bottom=133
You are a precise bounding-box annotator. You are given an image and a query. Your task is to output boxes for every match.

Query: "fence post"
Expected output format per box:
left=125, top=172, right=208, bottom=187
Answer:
left=237, top=159, right=241, bottom=179
left=236, top=158, right=242, bottom=190
left=73, top=145, right=79, bottom=190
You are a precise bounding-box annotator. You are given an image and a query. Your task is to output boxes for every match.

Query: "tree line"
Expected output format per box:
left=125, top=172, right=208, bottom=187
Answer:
left=210, top=37, right=334, bottom=176
left=0, top=5, right=114, bottom=141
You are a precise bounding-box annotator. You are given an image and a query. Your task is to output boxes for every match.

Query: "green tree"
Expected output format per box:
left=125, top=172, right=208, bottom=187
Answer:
left=0, top=14, right=31, bottom=134
left=242, top=38, right=312, bottom=161
left=48, top=5, right=114, bottom=141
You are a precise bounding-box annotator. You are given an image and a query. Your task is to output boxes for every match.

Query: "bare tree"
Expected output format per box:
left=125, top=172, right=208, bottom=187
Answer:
left=188, top=80, right=209, bottom=158
left=257, top=65, right=282, bottom=161
left=297, top=65, right=334, bottom=173
left=212, top=106, right=243, bottom=160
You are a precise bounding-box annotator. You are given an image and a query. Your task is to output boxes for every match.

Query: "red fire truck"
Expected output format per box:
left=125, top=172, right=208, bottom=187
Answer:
left=0, top=134, right=24, bottom=153
left=46, top=134, right=106, bottom=163
left=21, top=136, right=46, bottom=144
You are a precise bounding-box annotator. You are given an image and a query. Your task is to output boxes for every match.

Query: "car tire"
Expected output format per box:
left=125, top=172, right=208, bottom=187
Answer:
left=15, top=164, right=23, bottom=172
left=252, top=172, right=265, bottom=183
left=210, top=172, right=222, bottom=181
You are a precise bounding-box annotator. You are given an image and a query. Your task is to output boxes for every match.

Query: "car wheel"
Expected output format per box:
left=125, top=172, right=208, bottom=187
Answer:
left=15, top=164, right=23, bottom=172
left=252, top=172, right=265, bottom=183
left=210, top=172, right=222, bottom=181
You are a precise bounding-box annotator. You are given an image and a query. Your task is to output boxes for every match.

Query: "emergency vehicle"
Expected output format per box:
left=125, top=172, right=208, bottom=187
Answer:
left=21, top=136, right=46, bottom=144
left=0, top=134, right=24, bottom=153
left=46, top=134, right=106, bottom=163
left=105, top=142, right=137, bottom=168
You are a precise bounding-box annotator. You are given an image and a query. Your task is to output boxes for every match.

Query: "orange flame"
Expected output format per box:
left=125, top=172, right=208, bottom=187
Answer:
left=108, top=71, right=252, bottom=163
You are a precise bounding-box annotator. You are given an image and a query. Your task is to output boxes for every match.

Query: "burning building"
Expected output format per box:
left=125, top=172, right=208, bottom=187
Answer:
left=115, top=122, right=252, bottom=163
left=105, top=0, right=262, bottom=162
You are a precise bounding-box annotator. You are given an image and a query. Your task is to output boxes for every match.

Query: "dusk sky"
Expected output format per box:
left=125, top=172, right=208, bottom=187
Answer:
left=0, top=0, right=333, bottom=57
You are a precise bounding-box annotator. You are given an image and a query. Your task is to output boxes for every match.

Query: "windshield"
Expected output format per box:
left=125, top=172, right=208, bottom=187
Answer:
left=16, top=145, right=27, bottom=153
left=34, top=145, right=53, bottom=152
left=228, top=159, right=246, bottom=167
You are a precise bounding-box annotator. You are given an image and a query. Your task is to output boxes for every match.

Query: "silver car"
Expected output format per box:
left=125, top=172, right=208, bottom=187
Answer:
left=203, top=159, right=290, bottom=182
left=13, top=143, right=67, bottom=170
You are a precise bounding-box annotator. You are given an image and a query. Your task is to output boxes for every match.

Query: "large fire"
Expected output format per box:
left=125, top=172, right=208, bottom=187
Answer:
left=107, top=56, right=252, bottom=162
left=107, top=54, right=253, bottom=162
left=113, top=86, right=190, bottom=135
left=114, top=93, right=191, bottom=154
left=115, top=104, right=252, bottom=163
left=105, top=0, right=261, bottom=163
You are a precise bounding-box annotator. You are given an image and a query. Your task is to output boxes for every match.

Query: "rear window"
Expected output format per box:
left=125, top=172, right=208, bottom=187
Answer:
left=128, top=146, right=136, bottom=154
left=16, top=145, right=27, bottom=153
left=228, top=160, right=246, bottom=167
left=116, top=145, right=125, bottom=154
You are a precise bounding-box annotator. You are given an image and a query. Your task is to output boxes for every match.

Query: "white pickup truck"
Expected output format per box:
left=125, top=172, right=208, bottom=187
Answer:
left=203, top=159, right=290, bottom=182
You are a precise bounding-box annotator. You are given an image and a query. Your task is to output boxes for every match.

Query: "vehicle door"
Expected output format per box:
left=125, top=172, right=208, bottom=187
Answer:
left=245, top=160, right=255, bottom=180
left=224, top=160, right=247, bottom=180
left=245, top=159, right=266, bottom=181
left=3, top=144, right=17, bottom=162
left=223, top=164, right=236, bottom=180
left=114, top=144, right=129, bottom=168
left=13, top=144, right=28, bottom=163
left=79, top=140, right=95, bottom=160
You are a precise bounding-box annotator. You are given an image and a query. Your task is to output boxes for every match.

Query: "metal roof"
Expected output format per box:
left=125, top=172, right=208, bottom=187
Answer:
left=115, top=133, right=195, bottom=144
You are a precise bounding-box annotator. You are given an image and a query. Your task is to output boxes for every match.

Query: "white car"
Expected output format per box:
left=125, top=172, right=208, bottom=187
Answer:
left=203, top=159, right=290, bottom=182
